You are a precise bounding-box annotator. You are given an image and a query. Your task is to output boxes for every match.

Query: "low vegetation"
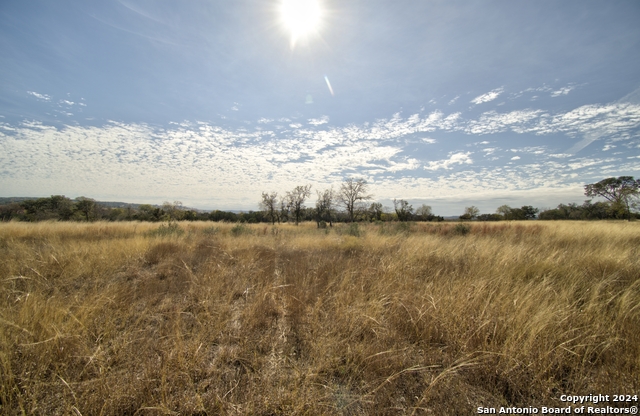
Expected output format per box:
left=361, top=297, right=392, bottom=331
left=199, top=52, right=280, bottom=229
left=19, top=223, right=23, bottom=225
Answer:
left=1, top=221, right=639, bottom=414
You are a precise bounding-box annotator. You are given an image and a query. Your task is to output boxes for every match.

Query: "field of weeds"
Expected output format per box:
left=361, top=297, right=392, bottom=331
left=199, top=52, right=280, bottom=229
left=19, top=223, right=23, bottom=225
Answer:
left=1, top=220, right=639, bottom=415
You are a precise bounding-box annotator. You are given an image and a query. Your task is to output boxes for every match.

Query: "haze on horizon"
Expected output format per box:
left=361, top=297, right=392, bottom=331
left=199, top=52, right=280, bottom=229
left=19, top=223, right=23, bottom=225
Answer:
left=1, top=0, right=639, bottom=216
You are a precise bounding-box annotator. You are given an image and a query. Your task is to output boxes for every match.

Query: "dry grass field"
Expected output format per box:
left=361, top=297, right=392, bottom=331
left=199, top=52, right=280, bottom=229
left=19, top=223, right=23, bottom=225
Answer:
left=0, top=220, right=639, bottom=415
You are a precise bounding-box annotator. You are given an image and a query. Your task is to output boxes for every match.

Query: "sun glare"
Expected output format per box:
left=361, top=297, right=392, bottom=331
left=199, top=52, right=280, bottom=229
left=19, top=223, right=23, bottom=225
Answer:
left=280, top=0, right=322, bottom=47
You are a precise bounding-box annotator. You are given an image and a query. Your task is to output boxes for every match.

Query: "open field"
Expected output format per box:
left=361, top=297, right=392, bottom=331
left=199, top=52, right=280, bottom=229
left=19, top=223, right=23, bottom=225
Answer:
left=1, top=220, right=639, bottom=415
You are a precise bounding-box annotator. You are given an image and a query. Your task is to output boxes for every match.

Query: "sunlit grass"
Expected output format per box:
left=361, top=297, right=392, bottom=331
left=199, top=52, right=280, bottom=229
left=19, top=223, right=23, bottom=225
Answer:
left=1, top=220, right=638, bottom=414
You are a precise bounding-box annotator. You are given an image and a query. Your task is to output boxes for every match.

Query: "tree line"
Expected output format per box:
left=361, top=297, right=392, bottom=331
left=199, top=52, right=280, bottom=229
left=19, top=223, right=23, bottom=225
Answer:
left=1, top=176, right=638, bottom=223
left=461, top=176, right=640, bottom=221
left=260, top=178, right=445, bottom=228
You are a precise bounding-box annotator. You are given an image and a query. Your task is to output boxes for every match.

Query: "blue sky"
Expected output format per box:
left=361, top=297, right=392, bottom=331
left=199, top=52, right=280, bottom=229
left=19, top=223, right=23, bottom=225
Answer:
left=1, top=0, right=639, bottom=215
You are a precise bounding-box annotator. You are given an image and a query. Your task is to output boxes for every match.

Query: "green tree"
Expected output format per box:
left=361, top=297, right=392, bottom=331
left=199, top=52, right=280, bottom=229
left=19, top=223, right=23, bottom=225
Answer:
left=138, top=204, right=163, bottom=222
left=585, top=176, right=640, bottom=221
left=162, top=201, right=184, bottom=222
left=75, top=197, right=96, bottom=222
left=0, top=203, right=24, bottom=221
left=460, top=205, right=480, bottom=221
left=477, top=213, right=502, bottom=221
left=393, top=199, right=413, bottom=222
left=496, top=205, right=512, bottom=219
left=368, top=202, right=384, bottom=221
left=520, top=205, right=539, bottom=220
left=49, top=195, right=75, bottom=220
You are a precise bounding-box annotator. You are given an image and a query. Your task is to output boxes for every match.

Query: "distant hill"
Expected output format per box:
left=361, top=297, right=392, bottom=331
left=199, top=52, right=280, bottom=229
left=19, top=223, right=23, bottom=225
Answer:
left=0, top=197, right=36, bottom=205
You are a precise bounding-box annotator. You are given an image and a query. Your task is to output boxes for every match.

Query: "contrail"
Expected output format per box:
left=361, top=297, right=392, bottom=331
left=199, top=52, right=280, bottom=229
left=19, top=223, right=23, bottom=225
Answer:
left=567, top=131, right=599, bottom=154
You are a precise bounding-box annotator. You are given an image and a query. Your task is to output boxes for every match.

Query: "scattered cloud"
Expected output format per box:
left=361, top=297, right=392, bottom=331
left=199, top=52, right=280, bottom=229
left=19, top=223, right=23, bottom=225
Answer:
left=424, top=152, right=473, bottom=171
left=2, top=93, right=639, bottom=210
left=471, top=88, right=504, bottom=105
left=27, top=91, right=51, bottom=101
left=551, top=86, right=575, bottom=97
left=308, top=116, right=329, bottom=126
left=464, top=109, right=544, bottom=135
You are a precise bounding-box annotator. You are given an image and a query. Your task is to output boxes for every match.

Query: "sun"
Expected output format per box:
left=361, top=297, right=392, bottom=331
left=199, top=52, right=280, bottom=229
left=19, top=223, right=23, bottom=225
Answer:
left=280, top=0, right=322, bottom=48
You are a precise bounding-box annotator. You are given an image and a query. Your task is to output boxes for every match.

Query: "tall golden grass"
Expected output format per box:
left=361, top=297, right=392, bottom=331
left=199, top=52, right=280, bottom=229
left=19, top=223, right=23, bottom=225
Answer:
left=1, top=220, right=638, bottom=415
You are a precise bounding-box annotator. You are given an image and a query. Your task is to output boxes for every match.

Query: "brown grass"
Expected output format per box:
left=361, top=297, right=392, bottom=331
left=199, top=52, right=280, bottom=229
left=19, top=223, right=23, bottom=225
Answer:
left=1, top=220, right=639, bottom=415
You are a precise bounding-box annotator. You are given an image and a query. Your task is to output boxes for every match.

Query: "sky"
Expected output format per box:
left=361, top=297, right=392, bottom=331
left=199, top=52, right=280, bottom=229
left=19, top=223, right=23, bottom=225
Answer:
left=1, top=0, right=639, bottom=215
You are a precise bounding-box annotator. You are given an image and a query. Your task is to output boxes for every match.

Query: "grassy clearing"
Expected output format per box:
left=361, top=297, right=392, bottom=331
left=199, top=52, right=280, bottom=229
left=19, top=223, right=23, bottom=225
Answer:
left=0, top=220, right=638, bottom=415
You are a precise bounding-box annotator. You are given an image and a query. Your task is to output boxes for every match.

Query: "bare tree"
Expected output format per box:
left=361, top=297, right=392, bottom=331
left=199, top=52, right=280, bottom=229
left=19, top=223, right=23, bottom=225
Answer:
left=279, top=196, right=290, bottom=223
left=286, top=185, right=312, bottom=225
left=415, top=204, right=432, bottom=220
left=338, top=178, right=372, bottom=222
left=315, top=188, right=335, bottom=227
left=260, top=192, right=279, bottom=225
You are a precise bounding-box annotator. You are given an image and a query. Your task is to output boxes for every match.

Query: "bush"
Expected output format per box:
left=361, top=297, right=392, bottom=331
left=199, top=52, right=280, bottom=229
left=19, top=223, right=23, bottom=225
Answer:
left=147, top=222, right=184, bottom=237
left=231, top=223, right=251, bottom=236
left=344, top=223, right=361, bottom=237
left=453, top=223, right=471, bottom=236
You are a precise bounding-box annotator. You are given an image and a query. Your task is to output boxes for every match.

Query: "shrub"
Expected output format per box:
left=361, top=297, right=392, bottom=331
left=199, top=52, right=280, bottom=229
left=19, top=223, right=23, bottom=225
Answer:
left=231, top=223, right=251, bottom=236
left=147, top=222, right=184, bottom=237
left=347, top=222, right=361, bottom=237
left=453, top=223, right=471, bottom=236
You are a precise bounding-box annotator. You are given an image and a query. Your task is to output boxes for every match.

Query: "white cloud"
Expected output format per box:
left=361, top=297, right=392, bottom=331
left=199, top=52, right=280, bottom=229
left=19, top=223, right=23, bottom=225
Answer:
left=464, top=109, right=544, bottom=135
left=308, top=116, right=329, bottom=126
left=27, top=91, right=51, bottom=101
left=424, top=152, right=473, bottom=171
left=551, top=86, right=575, bottom=97
left=511, top=156, right=521, bottom=160
left=2, top=96, right=639, bottom=211
left=470, top=88, right=504, bottom=105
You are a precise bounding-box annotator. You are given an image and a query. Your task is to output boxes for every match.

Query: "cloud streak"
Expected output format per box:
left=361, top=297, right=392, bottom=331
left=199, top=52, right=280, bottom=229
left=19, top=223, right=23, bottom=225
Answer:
left=471, top=88, right=504, bottom=105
